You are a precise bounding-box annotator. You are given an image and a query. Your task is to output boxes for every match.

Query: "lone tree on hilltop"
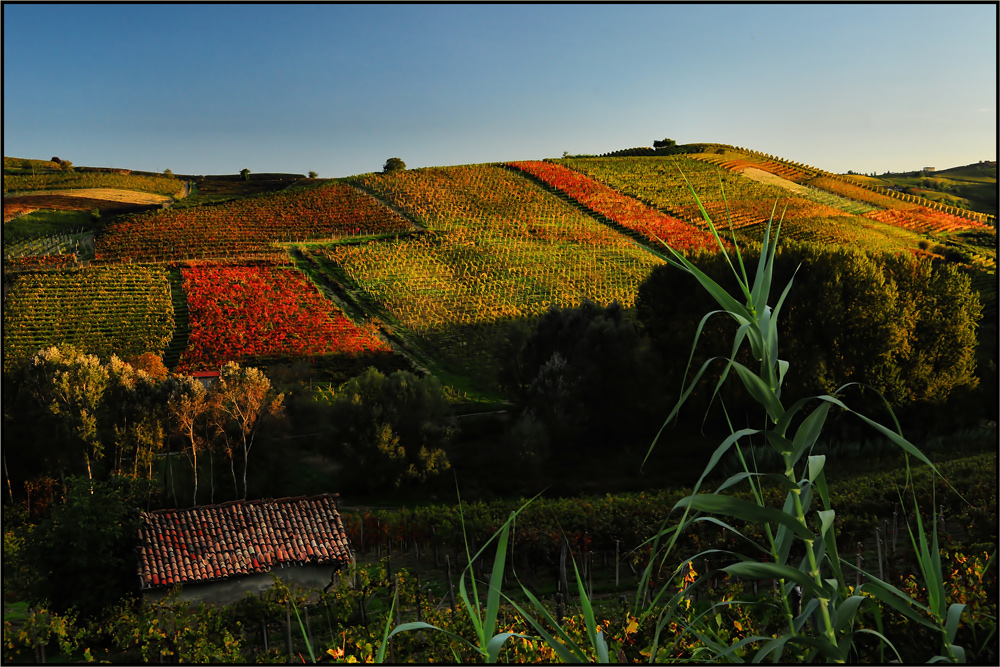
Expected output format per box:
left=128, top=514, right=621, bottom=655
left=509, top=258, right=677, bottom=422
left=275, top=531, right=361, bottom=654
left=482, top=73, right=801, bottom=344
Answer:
left=653, top=138, right=676, bottom=148
left=240, top=168, right=251, bottom=181
left=383, top=157, right=406, bottom=173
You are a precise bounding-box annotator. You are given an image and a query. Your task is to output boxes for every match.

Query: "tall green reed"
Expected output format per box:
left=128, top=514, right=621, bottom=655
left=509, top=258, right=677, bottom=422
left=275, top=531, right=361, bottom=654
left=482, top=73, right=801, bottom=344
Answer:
left=370, top=171, right=985, bottom=663
left=633, top=168, right=977, bottom=662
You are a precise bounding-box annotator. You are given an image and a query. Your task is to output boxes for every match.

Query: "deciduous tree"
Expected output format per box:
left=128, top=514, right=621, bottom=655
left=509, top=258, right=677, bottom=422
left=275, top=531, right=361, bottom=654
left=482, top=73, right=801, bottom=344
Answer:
left=328, top=368, right=452, bottom=492
left=166, top=375, right=213, bottom=506
left=213, top=363, right=285, bottom=500
left=22, top=346, right=109, bottom=488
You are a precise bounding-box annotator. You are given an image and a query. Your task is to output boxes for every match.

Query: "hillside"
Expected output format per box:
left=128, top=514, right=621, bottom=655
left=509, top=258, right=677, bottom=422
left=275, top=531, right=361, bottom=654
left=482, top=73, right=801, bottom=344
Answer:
left=850, top=161, right=997, bottom=217
left=4, top=144, right=996, bottom=390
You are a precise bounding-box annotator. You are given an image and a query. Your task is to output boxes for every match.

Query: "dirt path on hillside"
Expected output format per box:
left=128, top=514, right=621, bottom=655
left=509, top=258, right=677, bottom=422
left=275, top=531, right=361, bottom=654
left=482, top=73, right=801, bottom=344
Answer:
left=740, top=167, right=813, bottom=196
left=10, top=188, right=172, bottom=206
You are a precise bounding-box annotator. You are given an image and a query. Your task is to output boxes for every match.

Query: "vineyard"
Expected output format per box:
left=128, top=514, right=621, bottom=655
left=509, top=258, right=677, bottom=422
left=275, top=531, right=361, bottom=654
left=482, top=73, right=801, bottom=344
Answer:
left=557, top=155, right=799, bottom=229
left=175, top=263, right=391, bottom=372
left=737, top=167, right=881, bottom=216
left=2, top=265, right=174, bottom=370
left=3, top=150, right=996, bottom=379
left=555, top=154, right=997, bottom=263
left=688, top=150, right=819, bottom=183
left=863, top=205, right=994, bottom=234
left=505, top=160, right=716, bottom=251
left=4, top=228, right=92, bottom=267
left=92, top=182, right=414, bottom=263
left=3, top=171, right=184, bottom=197
left=314, top=165, right=664, bottom=375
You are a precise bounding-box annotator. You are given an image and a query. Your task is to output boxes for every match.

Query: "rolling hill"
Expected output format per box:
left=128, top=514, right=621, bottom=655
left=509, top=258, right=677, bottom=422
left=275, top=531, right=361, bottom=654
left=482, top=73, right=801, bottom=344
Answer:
left=3, top=144, right=996, bottom=394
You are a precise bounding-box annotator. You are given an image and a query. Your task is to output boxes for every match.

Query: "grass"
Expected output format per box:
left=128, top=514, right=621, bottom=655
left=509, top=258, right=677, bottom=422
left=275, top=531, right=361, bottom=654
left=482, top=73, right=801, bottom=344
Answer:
left=3, top=209, right=98, bottom=242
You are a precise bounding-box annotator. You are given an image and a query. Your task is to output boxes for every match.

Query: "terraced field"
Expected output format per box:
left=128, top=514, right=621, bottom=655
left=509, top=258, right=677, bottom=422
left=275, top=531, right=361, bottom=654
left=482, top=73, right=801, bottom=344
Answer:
left=3, top=266, right=174, bottom=369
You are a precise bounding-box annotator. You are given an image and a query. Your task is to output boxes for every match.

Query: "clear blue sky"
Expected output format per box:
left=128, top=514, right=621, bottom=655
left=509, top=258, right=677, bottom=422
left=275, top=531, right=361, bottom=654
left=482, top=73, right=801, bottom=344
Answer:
left=4, top=3, right=996, bottom=178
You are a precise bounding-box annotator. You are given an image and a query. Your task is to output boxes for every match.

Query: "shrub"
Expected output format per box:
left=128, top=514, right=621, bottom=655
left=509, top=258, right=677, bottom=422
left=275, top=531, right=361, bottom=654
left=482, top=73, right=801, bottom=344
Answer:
left=23, top=476, right=142, bottom=615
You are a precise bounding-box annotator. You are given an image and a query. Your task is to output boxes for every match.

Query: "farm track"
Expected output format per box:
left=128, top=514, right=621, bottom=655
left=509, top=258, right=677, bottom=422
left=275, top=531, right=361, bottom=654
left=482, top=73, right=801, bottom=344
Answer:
left=346, top=181, right=428, bottom=233
left=163, top=270, right=191, bottom=370
left=290, top=248, right=431, bottom=376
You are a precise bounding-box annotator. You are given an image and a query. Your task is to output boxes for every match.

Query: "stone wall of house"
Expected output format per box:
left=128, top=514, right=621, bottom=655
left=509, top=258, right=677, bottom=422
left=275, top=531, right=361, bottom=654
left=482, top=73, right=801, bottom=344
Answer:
left=143, top=563, right=343, bottom=605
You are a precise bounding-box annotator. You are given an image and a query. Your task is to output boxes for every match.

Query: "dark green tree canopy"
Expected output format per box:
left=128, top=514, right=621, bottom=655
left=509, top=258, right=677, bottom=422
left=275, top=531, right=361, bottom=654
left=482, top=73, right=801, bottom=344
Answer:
left=327, top=368, right=452, bottom=492
left=636, top=242, right=982, bottom=430
left=382, top=157, right=406, bottom=173
left=24, top=476, right=143, bottom=615
left=502, top=300, right=664, bottom=459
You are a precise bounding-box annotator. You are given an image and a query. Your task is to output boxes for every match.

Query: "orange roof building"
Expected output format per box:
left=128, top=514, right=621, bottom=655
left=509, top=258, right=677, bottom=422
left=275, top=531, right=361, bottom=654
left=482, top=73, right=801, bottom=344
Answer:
left=137, top=494, right=353, bottom=601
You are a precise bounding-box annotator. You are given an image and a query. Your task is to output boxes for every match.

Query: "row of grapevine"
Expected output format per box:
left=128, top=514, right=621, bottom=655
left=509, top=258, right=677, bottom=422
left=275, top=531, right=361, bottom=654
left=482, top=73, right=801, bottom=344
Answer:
left=175, top=264, right=391, bottom=372
left=92, top=182, right=415, bottom=263
left=2, top=266, right=174, bottom=369
left=737, top=215, right=927, bottom=253
left=863, top=206, right=992, bottom=235
left=319, top=165, right=664, bottom=373
left=340, top=450, right=996, bottom=567
left=505, top=160, right=716, bottom=251
left=831, top=172, right=995, bottom=225
left=2, top=254, right=80, bottom=273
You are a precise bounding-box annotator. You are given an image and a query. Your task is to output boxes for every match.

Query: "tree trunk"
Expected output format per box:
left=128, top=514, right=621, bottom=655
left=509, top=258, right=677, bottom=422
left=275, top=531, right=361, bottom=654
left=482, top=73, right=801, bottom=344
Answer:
left=3, top=452, right=14, bottom=504
left=242, top=446, right=249, bottom=500
left=229, top=454, right=238, bottom=501
left=208, top=449, right=215, bottom=504
left=84, top=451, right=94, bottom=493
left=241, top=430, right=255, bottom=500
left=189, top=433, right=199, bottom=507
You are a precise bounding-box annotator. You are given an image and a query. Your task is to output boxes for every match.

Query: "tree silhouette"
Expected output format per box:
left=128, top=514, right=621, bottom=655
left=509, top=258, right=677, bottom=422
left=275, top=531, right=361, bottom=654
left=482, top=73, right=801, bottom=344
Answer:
left=382, top=157, right=406, bottom=173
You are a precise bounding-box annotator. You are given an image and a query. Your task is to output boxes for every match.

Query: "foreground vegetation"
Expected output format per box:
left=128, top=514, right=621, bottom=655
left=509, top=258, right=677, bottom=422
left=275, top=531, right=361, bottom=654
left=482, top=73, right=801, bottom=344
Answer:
left=2, top=147, right=996, bottom=663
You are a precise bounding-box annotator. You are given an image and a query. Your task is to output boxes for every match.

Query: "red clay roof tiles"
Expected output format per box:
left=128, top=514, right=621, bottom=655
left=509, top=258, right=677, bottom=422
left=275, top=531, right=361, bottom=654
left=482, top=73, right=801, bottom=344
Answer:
left=138, top=493, right=352, bottom=590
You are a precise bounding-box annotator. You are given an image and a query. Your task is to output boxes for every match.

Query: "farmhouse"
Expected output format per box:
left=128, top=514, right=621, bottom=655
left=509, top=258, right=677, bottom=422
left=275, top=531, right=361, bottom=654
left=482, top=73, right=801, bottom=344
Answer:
left=137, top=493, right=353, bottom=604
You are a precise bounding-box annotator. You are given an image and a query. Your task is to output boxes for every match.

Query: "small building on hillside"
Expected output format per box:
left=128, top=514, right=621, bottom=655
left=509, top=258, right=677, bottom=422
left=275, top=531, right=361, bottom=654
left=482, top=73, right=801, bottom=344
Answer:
left=189, top=370, right=220, bottom=388
left=137, top=493, right=353, bottom=604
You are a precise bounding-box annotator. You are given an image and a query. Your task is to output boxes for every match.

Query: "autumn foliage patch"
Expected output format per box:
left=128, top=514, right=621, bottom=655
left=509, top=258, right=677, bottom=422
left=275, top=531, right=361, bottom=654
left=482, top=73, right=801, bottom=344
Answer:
left=507, top=160, right=716, bottom=251
left=176, top=265, right=389, bottom=372
left=94, top=182, right=413, bottom=263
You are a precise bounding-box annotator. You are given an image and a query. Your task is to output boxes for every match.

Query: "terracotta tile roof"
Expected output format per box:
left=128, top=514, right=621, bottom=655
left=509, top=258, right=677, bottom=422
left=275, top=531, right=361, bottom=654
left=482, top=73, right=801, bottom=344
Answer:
left=138, top=493, right=352, bottom=590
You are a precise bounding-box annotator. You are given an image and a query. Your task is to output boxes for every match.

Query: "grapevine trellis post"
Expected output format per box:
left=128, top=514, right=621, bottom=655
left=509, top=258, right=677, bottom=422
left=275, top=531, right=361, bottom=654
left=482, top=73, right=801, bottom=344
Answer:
left=445, top=554, right=456, bottom=613
left=615, top=540, right=620, bottom=589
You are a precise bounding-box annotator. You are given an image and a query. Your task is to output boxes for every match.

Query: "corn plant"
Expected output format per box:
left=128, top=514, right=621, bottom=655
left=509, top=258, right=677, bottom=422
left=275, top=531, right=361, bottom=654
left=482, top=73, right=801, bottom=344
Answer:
left=633, top=167, right=978, bottom=662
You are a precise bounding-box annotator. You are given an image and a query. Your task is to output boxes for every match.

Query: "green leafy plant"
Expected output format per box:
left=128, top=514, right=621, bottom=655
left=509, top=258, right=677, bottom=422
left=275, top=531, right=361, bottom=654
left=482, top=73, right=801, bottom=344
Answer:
left=633, top=167, right=983, bottom=663
left=377, top=488, right=534, bottom=662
